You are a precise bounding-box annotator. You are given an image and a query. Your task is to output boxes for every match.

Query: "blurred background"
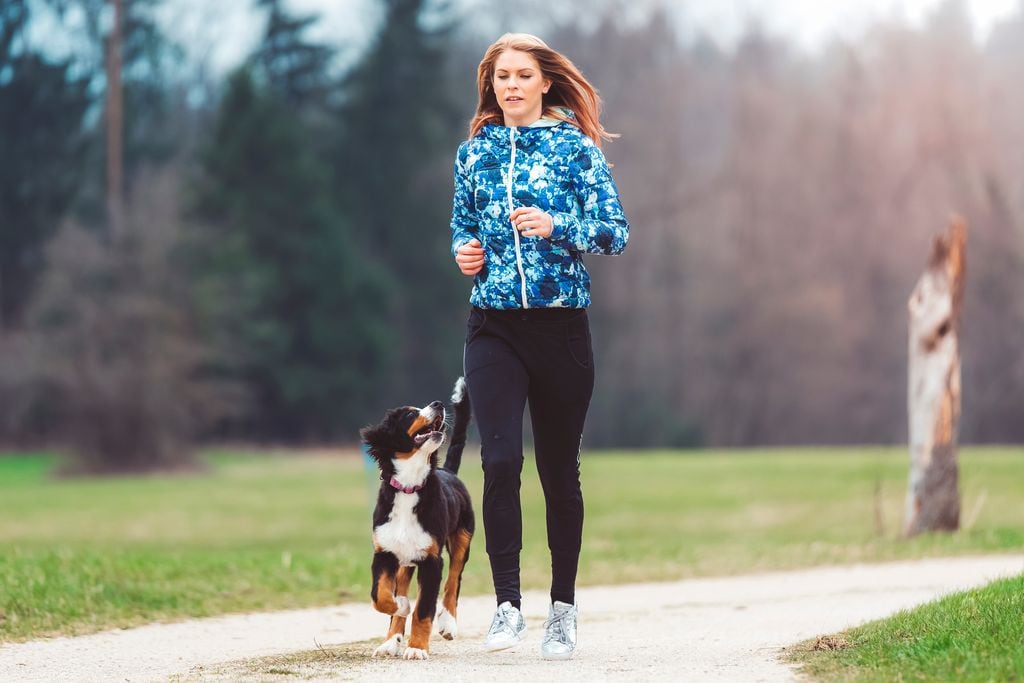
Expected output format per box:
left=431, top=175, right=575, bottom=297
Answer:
left=2, top=0, right=1023, bottom=473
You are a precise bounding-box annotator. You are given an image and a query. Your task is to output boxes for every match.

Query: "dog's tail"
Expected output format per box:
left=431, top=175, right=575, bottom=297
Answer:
left=442, top=376, right=472, bottom=475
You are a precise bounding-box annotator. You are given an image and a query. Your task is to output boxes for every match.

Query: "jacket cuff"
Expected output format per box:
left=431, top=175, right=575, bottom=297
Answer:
left=550, top=212, right=578, bottom=246
left=451, top=237, right=471, bottom=258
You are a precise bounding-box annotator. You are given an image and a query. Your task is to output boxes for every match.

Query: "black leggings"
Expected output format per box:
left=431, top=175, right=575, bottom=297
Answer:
left=463, top=306, right=595, bottom=607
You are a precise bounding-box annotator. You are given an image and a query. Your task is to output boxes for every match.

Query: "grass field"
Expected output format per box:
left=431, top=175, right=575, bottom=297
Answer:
left=1, top=446, right=1022, bottom=642
left=789, top=572, right=1024, bottom=681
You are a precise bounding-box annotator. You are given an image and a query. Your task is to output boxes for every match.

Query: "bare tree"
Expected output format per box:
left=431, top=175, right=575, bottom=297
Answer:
left=25, top=170, right=237, bottom=474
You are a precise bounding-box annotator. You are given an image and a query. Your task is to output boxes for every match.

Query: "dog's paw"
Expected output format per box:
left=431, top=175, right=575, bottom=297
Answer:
left=436, top=607, right=458, bottom=640
left=403, top=646, right=429, bottom=660
left=394, top=596, right=411, bottom=617
left=373, top=634, right=405, bottom=658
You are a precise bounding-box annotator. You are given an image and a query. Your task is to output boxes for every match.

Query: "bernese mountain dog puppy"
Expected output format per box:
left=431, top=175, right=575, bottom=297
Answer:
left=360, top=377, right=474, bottom=660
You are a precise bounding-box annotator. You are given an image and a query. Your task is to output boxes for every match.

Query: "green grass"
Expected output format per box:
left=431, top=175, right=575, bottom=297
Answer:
left=789, top=572, right=1024, bottom=681
left=0, top=446, right=1021, bottom=642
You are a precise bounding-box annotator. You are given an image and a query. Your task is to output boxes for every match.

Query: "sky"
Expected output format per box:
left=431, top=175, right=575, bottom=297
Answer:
left=679, top=0, right=1021, bottom=49
left=34, top=0, right=1023, bottom=77
left=168, top=0, right=1021, bottom=75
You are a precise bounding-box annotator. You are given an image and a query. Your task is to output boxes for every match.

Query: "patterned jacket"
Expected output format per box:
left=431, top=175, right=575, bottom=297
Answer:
left=450, top=112, right=629, bottom=309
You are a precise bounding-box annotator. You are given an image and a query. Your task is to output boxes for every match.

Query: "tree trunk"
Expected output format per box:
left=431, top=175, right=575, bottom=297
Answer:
left=105, top=0, right=124, bottom=241
left=904, top=216, right=966, bottom=536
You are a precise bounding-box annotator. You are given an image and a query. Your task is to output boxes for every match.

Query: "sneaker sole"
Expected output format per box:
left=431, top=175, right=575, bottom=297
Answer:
left=484, top=632, right=526, bottom=652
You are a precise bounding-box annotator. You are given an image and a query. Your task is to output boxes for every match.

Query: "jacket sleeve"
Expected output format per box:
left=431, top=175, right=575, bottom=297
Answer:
left=450, top=142, right=477, bottom=258
left=549, top=136, right=629, bottom=255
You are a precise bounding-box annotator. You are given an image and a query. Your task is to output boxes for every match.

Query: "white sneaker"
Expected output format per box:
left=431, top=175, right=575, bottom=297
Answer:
left=540, top=600, right=577, bottom=660
left=484, top=601, right=526, bottom=651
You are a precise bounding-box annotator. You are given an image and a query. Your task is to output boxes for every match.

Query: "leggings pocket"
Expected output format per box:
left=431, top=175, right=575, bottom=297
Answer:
left=565, top=314, right=592, bottom=369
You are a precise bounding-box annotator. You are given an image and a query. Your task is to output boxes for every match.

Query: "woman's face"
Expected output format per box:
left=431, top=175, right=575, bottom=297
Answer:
left=492, top=49, right=551, bottom=127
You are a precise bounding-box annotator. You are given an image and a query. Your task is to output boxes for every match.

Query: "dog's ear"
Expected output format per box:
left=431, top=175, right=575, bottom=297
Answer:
left=360, top=423, right=391, bottom=464
left=360, top=415, right=415, bottom=465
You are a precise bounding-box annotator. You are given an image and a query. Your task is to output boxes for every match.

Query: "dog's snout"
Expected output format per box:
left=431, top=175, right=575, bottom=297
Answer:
left=428, top=401, right=443, bottom=410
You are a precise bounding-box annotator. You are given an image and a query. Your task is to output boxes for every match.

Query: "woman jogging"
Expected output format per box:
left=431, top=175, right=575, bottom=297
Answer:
left=451, top=32, right=629, bottom=660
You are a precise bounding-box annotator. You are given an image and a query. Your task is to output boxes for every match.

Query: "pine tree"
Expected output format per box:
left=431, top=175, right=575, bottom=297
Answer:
left=0, top=0, right=91, bottom=329
left=192, top=9, right=393, bottom=440
left=251, top=0, right=334, bottom=109
left=337, top=0, right=467, bottom=398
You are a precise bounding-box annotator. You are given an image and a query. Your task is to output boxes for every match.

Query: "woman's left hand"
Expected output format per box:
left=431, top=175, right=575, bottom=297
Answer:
left=510, top=207, right=553, bottom=239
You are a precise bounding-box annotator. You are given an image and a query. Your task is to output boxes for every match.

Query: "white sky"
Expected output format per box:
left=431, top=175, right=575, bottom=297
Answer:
left=77, top=0, right=1024, bottom=76
left=679, top=0, right=1021, bottom=49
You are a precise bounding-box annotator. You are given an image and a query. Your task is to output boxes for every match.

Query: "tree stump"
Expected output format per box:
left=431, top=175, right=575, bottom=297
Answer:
left=904, top=217, right=966, bottom=536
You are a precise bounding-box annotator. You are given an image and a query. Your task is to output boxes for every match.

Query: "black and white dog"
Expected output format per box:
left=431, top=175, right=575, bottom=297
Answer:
left=359, top=377, right=474, bottom=660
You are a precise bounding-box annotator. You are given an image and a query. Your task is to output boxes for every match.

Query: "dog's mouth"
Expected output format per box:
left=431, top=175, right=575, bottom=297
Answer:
left=412, top=415, right=445, bottom=446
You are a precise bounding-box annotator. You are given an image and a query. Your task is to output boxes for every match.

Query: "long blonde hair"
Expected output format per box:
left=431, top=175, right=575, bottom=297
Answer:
left=468, top=33, right=615, bottom=148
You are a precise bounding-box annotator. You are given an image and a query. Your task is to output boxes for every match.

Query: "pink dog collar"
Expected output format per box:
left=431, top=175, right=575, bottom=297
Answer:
left=389, top=476, right=424, bottom=494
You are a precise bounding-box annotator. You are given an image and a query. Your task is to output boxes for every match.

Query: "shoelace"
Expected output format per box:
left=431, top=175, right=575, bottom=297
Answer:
left=542, top=608, right=571, bottom=643
left=490, top=607, right=516, bottom=635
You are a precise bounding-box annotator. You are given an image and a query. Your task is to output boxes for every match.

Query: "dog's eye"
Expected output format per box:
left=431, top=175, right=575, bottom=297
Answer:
left=399, top=411, right=419, bottom=430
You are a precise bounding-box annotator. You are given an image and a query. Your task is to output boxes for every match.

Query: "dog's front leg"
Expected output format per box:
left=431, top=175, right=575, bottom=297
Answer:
left=374, top=565, right=414, bottom=657
left=370, top=551, right=409, bottom=616
left=404, top=553, right=443, bottom=660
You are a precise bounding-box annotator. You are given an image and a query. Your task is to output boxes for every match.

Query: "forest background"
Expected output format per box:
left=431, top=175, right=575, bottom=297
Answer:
left=2, top=0, right=1023, bottom=471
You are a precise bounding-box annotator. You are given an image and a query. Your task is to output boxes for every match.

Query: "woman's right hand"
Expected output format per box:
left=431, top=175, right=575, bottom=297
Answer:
left=455, top=238, right=485, bottom=276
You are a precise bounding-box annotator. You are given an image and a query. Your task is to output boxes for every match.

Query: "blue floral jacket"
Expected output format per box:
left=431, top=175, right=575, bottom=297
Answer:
left=450, top=113, right=629, bottom=309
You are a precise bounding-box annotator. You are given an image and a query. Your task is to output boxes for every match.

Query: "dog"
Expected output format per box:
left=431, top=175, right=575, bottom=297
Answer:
left=359, top=377, right=474, bottom=660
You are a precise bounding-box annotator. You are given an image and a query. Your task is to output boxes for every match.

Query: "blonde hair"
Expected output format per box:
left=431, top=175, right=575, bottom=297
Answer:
left=469, top=33, right=615, bottom=148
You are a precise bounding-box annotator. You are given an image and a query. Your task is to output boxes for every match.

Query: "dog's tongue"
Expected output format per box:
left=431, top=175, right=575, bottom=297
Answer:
left=413, top=431, right=444, bottom=447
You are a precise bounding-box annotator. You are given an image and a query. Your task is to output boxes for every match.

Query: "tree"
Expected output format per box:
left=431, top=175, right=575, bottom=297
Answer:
left=25, top=170, right=221, bottom=473
left=251, top=0, right=334, bottom=109
left=337, top=0, right=467, bottom=399
left=44, top=0, right=184, bottom=227
left=191, top=9, right=393, bottom=440
left=0, top=0, right=91, bottom=330
left=905, top=218, right=965, bottom=535
left=2, top=0, right=220, bottom=463
left=106, top=0, right=125, bottom=239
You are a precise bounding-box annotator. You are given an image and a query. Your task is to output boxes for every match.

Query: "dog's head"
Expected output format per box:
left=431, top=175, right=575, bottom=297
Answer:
left=360, top=400, right=446, bottom=477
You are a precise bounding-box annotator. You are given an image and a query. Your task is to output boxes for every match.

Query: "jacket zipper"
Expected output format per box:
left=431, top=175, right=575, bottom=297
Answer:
left=507, top=127, right=529, bottom=308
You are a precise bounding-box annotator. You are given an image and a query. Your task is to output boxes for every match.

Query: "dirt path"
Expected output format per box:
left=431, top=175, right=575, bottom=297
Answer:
left=2, top=554, right=1021, bottom=682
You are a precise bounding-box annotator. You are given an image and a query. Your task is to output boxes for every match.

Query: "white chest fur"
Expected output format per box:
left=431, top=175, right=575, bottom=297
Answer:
left=374, top=492, right=432, bottom=566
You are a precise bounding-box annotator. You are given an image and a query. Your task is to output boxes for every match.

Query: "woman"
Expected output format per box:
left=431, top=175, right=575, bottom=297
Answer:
left=451, top=32, right=629, bottom=660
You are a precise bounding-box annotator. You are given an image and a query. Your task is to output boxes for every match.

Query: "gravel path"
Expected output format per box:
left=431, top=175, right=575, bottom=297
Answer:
left=2, top=554, right=1021, bottom=682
